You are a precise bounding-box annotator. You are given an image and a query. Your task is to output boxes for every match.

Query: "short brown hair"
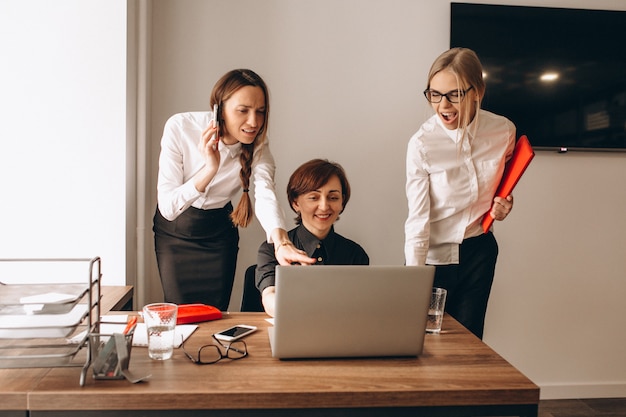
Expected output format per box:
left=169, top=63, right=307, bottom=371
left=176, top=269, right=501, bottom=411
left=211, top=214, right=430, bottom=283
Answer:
left=287, top=159, right=351, bottom=225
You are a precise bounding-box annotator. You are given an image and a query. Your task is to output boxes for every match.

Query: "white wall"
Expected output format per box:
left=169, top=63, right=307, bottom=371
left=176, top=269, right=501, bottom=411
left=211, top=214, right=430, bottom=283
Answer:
left=487, top=150, right=626, bottom=399
left=141, top=0, right=626, bottom=400
left=0, top=0, right=127, bottom=284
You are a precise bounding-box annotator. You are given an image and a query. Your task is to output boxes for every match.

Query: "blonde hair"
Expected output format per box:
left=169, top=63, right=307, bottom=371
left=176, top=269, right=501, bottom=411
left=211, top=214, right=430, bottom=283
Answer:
left=426, top=47, right=485, bottom=131
left=210, top=69, right=270, bottom=227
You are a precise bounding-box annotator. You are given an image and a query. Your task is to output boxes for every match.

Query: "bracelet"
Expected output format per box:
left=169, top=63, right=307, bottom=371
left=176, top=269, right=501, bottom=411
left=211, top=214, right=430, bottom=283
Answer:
left=275, top=241, right=294, bottom=254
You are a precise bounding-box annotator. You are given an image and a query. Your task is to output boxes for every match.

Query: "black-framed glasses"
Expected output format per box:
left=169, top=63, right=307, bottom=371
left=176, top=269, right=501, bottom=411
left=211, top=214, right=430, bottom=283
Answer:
left=423, top=86, right=473, bottom=103
left=181, top=335, right=248, bottom=365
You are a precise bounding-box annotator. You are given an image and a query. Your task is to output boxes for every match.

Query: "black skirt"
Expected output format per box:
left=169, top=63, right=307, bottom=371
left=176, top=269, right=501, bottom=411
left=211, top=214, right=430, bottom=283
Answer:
left=153, top=203, right=239, bottom=310
left=432, top=231, right=498, bottom=340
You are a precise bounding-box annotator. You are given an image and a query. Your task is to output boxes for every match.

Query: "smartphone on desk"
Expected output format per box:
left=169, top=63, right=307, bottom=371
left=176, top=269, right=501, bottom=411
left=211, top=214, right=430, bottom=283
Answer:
left=213, top=324, right=257, bottom=342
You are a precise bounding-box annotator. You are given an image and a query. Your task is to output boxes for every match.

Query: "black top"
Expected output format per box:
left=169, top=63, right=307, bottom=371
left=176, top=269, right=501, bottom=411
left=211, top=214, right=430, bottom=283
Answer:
left=255, top=224, right=370, bottom=293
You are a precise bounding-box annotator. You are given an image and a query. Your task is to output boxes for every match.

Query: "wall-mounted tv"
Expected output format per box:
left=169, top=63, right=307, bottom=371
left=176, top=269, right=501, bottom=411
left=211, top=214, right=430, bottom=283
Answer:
left=450, top=3, right=626, bottom=152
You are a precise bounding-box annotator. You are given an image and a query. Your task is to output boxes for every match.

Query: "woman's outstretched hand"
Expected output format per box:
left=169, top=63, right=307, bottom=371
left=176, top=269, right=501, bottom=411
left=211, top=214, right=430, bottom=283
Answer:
left=275, top=242, right=317, bottom=266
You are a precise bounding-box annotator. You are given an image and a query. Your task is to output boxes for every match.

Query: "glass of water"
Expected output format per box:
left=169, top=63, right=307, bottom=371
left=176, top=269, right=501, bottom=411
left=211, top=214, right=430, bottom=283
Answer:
left=142, top=303, right=178, bottom=360
left=426, top=288, right=447, bottom=334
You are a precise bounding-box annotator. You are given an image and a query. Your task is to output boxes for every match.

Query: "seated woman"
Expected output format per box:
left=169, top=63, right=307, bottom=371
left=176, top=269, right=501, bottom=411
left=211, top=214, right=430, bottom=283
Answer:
left=255, top=158, right=370, bottom=316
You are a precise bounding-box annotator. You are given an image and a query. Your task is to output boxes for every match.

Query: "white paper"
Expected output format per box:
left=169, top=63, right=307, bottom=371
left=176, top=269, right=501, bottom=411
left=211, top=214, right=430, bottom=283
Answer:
left=71, top=320, right=198, bottom=348
left=0, top=304, right=89, bottom=338
left=19, top=292, right=78, bottom=304
left=131, top=323, right=197, bottom=348
left=101, top=314, right=129, bottom=323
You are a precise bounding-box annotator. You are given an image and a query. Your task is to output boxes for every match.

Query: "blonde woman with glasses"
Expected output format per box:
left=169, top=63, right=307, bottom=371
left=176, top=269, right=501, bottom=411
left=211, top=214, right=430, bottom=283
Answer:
left=404, top=48, right=516, bottom=339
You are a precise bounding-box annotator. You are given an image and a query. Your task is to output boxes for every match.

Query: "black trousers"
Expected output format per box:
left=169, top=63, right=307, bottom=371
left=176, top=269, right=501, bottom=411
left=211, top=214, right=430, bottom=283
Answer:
left=432, top=232, right=498, bottom=340
left=153, top=204, right=239, bottom=311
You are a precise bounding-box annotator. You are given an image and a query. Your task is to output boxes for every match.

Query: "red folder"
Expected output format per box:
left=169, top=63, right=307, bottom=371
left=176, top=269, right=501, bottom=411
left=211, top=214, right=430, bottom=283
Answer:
left=176, top=304, right=222, bottom=325
left=481, top=135, right=535, bottom=233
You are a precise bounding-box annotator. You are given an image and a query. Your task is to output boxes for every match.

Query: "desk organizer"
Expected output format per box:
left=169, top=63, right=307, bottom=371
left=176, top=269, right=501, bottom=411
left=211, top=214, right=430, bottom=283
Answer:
left=0, top=258, right=102, bottom=386
left=90, top=331, right=134, bottom=380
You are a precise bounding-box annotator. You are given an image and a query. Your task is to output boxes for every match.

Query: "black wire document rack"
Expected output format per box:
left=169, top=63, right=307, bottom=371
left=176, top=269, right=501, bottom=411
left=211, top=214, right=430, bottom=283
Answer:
left=0, top=257, right=102, bottom=386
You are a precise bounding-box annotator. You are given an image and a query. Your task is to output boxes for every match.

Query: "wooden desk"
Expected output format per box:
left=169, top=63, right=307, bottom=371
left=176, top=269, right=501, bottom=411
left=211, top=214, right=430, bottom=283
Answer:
left=100, top=285, right=134, bottom=312
left=0, top=367, right=48, bottom=417
left=0, top=285, right=134, bottom=417
left=26, top=313, right=539, bottom=417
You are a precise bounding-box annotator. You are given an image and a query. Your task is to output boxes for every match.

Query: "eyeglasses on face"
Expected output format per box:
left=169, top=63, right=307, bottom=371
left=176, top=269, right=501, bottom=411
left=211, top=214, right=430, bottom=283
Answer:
left=181, top=335, right=248, bottom=365
left=423, top=86, right=474, bottom=103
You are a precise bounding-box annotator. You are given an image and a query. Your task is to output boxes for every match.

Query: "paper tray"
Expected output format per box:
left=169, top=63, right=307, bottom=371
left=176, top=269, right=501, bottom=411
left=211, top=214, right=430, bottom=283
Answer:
left=0, top=343, right=85, bottom=368
left=0, top=326, right=88, bottom=368
left=0, top=304, right=89, bottom=339
left=0, top=283, right=89, bottom=315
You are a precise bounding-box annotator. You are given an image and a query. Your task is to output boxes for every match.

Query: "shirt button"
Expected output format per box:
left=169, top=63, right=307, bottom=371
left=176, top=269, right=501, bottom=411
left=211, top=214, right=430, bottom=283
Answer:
left=317, top=257, right=323, bottom=262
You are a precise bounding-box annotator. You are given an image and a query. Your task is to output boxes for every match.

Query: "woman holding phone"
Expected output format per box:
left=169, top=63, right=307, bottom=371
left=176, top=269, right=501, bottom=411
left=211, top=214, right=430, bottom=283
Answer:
left=153, top=69, right=315, bottom=310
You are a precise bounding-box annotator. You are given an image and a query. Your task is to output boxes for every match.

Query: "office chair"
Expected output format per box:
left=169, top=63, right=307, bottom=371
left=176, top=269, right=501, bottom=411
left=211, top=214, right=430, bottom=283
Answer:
left=240, top=264, right=264, bottom=312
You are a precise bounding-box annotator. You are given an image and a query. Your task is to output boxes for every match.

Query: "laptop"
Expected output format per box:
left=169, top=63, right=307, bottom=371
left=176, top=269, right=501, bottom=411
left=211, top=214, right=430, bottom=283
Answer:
left=268, top=265, right=435, bottom=359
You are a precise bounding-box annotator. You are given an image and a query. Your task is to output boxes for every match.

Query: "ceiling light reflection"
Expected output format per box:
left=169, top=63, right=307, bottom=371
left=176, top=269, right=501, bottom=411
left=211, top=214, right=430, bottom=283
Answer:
left=540, top=72, right=559, bottom=82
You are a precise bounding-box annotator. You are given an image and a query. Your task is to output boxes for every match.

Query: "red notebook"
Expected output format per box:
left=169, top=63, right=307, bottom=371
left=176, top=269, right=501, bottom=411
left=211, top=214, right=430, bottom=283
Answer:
left=481, top=135, right=535, bottom=233
left=176, top=304, right=222, bottom=325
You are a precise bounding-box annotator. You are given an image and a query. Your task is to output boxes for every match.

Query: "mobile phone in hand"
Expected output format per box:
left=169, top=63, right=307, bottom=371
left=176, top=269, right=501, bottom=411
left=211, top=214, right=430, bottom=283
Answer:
left=212, top=103, right=220, bottom=140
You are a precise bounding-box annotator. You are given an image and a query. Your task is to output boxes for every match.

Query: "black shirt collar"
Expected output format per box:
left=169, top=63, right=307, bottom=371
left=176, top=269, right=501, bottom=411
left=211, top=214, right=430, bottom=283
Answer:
left=293, top=224, right=337, bottom=257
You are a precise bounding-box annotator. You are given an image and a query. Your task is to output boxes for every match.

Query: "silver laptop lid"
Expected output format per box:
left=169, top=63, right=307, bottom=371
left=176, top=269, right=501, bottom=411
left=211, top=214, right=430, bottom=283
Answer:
left=270, top=265, right=435, bottom=359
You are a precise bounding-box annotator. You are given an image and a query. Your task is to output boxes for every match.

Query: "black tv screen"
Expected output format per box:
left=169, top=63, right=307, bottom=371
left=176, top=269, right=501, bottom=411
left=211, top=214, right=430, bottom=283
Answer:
left=450, top=3, right=626, bottom=152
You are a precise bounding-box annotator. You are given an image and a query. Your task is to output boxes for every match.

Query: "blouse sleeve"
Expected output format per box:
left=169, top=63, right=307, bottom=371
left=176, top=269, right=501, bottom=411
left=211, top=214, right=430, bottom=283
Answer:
left=156, top=114, right=204, bottom=221
left=404, top=135, right=431, bottom=266
left=505, top=121, right=516, bottom=162
left=251, top=141, right=288, bottom=242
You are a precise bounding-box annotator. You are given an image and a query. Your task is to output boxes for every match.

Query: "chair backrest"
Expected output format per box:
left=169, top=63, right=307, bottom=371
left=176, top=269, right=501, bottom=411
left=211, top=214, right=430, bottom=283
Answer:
left=240, top=264, right=264, bottom=312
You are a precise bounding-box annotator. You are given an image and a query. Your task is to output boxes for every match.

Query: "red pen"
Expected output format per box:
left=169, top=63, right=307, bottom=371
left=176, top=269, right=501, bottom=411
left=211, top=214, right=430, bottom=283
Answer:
left=123, top=316, right=138, bottom=335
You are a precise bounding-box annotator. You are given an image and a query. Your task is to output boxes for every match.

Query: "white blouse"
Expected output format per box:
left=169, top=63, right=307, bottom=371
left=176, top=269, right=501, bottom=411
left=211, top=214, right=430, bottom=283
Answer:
left=156, top=111, right=286, bottom=241
left=404, top=109, right=515, bottom=266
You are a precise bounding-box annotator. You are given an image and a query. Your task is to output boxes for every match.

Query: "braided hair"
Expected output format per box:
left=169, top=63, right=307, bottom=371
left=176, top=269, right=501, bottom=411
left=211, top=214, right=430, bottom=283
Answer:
left=210, top=69, right=270, bottom=227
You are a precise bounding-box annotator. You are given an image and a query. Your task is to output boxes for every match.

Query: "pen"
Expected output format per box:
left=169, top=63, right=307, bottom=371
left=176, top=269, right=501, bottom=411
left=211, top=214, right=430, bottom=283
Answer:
left=123, top=316, right=138, bottom=335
